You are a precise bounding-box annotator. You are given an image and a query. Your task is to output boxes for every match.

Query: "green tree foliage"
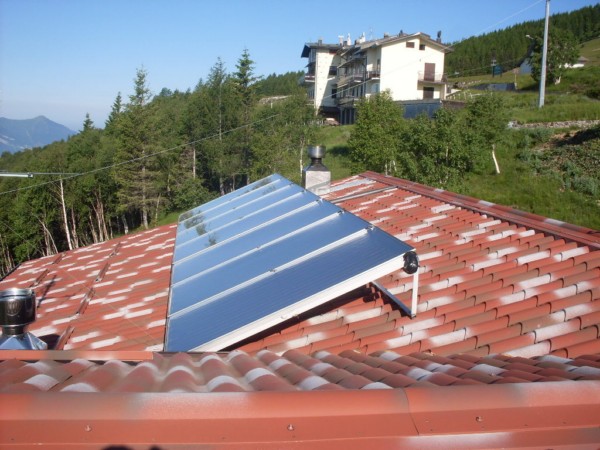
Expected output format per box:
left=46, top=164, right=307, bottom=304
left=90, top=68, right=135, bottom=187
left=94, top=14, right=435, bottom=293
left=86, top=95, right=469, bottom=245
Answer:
left=233, top=49, right=260, bottom=183
left=113, top=67, right=160, bottom=230
left=233, top=48, right=260, bottom=115
left=398, top=108, right=473, bottom=187
left=529, top=28, right=579, bottom=85
left=348, top=92, right=509, bottom=189
left=105, top=92, right=123, bottom=135
left=464, top=93, right=509, bottom=147
left=447, top=4, right=599, bottom=77
left=249, top=93, right=317, bottom=183
left=348, top=91, right=405, bottom=174
left=184, top=58, right=242, bottom=194
left=255, top=71, right=304, bottom=96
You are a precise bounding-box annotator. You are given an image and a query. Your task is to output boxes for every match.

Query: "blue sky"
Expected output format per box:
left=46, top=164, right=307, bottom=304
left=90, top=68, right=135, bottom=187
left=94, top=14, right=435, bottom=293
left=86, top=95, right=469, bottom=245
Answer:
left=1, top=0, right=597, bottom=130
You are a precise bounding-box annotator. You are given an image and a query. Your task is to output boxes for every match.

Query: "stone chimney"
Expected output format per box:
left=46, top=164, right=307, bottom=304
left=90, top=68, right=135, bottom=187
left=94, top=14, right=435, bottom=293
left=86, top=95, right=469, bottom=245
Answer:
left=302, top=145, right=330, bottom=195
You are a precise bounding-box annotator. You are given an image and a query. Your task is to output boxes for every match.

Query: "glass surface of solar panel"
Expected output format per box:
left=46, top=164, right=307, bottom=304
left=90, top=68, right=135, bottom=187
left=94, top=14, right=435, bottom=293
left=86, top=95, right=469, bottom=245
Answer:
left=176, top=179, right=298, bottom=248
left=170, top=209, right=365, bottom=315
left=171, top=197, right=340, bottom=285
left=165, top=174, right=414, bottom=352
left=177, top=173, right=285, bottom=228
left=167, top=227, right=412, bottom=351
left=174, top=187, right=313, bottom=262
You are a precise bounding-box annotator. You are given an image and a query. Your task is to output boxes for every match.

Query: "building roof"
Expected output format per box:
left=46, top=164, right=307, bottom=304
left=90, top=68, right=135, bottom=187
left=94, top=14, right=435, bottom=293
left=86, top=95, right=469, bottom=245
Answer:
left=1, top=171, right=599, bottom=448
left=354, top=32, right=452, bottom=54
left=301, top=41, right=340, bottom=58
left=302, top=32, right=453, bottom=59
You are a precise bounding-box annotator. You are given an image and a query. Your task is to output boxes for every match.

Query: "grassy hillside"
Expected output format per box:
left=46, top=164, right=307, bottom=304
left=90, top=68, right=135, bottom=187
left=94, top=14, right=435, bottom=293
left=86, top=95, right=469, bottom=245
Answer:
left=447, top=37, right=600, bottom=125
left=318, top=122, right=599, bottom=230
left=580, top=37, right=600, bottom=65
left=463, top=127, right=600, bottom=230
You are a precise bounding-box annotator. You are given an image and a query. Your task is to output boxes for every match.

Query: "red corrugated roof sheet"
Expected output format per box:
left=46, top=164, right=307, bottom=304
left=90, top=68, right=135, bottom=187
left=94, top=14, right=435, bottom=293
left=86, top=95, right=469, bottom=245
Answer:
left=1, top=172, right=599, bottom=448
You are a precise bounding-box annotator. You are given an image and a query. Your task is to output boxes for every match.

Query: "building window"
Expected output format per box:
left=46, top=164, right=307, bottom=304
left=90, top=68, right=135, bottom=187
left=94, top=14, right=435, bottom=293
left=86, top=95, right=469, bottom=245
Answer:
left=423, top=87, right=434, bottom=99
left=419, top=43, right=426, bottom=51
left=372, top=83, right=380, bottom=94
left=406, top=42, right=415, bottom=48
left=331, top=88, right=337, bottom=99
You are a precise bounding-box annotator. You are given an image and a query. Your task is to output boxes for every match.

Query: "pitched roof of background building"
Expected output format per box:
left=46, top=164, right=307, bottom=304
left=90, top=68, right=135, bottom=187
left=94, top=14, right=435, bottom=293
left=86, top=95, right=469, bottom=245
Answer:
left=1, top=171, right=599, bottom=448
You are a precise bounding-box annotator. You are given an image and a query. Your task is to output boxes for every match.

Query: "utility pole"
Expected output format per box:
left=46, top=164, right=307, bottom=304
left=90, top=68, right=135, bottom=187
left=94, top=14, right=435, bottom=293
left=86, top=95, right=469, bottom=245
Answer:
left=539, top=0, right=550, bottom=108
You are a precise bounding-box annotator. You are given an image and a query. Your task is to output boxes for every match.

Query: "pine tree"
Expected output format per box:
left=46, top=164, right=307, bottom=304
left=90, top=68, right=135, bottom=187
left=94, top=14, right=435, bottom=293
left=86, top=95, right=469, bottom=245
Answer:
left=113, top=68, right=159, bottom=230
left=105, top=92, right=122, bottom=135
left=233, top=49, right=260, bottom=184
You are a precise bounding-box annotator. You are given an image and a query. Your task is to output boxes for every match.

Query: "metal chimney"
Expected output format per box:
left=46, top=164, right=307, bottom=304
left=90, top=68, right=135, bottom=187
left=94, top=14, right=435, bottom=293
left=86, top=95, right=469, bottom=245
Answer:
left=0, top=288, right=47, bottom=350
left=302, top=145, right=331, bottom=195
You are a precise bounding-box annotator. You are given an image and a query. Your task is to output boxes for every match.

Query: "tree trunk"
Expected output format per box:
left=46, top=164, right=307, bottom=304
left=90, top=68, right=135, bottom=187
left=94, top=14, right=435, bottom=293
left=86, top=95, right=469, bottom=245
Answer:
left=90, top=211, right=99, bottom=243
left=59, top=179, right=73, bottom=251
left=95, top=190, right=109, bottom=242
left=122, top=215, right=129, bottom=235
left=154, top=193, right=161, bottom=225
left=70, top=208, right=79, bottom=249
left=0, top=232, right=14, bottom=276
left=38, top=216, right=58, bottom=256
left=192, top=145, right=196, bottom=179
left=141, top=161, right=149, bottom=229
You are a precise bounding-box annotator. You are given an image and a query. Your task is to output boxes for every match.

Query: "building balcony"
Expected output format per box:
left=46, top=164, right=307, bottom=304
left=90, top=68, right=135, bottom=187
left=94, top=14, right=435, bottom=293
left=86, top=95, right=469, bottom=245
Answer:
left=337, top=95, right=360, bottom=106
left=417, top=71, right=448, bottom=84
left=337, top=73, right=364, bottom=87
left=366, top=70, right=380, bottom=80
left=299, top=73, right=316, bottom=85
left=339, top=54, right=365, bottom=68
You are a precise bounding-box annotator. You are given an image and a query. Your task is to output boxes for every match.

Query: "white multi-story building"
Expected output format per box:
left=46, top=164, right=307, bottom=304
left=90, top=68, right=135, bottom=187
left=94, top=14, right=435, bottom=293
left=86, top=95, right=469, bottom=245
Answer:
left=301, top=32, right=452, bottom=124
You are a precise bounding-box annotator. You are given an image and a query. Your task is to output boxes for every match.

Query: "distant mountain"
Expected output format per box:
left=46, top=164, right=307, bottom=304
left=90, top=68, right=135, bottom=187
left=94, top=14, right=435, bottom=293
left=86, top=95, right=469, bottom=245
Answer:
left=0, top=116, right=75, bottom=153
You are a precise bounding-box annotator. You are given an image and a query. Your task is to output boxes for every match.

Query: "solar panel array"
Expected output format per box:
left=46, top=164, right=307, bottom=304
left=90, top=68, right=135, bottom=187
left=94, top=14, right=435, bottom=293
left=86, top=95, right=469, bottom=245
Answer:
left=165, top=174, right=414, bottom=352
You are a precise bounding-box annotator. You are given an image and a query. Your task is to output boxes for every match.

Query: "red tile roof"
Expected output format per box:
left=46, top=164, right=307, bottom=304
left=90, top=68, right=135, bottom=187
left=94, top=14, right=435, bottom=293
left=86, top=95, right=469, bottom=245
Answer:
left=1, top=172, right=599, bottom=448
left=0, top=224, right=176, bottom=351
left=2, top=350, right=599, bottom=393
left=236, top=174, right=600, bottom=359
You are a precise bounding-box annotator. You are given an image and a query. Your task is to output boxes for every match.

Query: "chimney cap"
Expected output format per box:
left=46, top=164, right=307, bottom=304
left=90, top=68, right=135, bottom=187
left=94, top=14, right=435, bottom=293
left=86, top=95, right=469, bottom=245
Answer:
left=0, top=288, right=36, bottom=333
left=307, top=145, right=326, bottom=159
left=0, top=288, right=47, bottom=350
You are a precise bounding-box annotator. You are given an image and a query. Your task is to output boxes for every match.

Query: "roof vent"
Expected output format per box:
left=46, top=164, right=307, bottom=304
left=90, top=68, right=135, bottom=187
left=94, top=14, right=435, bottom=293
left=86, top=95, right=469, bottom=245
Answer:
left=0, top=288, right=47, bottom=350
left=302, top=145, right=331, bottom=195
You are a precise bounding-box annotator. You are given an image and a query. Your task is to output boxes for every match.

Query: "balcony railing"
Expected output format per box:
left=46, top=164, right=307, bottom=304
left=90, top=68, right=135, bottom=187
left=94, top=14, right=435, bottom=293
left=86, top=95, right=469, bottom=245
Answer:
left=337, top=95, right=360, bottom=106
left=337, top=73, right=364, bottom=87
left=417, top=71, right=447, bottom=83
left=366, top=70, right=381, bottom=80
left=299, top=73, right=315, bottom=85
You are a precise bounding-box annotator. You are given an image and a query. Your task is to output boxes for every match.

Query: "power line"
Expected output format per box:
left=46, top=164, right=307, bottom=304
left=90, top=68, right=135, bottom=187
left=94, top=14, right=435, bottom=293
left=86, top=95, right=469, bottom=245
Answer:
left=0, top=171, right=81, bottom=178
left=0, top=113, right=280, bottom=197
left=474, top=0, right=545, bottom=37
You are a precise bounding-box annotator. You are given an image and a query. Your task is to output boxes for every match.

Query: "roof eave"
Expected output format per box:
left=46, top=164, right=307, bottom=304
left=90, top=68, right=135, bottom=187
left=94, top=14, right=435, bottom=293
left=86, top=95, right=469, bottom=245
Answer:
left=2, top=382, right=598, bottom=447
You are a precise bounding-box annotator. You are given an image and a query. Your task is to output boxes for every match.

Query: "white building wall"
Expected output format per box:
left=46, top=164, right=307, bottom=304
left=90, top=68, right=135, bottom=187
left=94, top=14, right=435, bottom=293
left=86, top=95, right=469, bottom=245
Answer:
left=315, top=51, right=337, bottom=109
left=379, top=37, right=447, bottom=101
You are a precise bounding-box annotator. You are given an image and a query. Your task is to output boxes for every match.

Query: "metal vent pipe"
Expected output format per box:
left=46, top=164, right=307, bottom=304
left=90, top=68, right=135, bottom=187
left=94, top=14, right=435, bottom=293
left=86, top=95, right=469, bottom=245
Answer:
left=303, top=145, right=331, bottom=195
left=0, top=288, right=47, bottom=350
